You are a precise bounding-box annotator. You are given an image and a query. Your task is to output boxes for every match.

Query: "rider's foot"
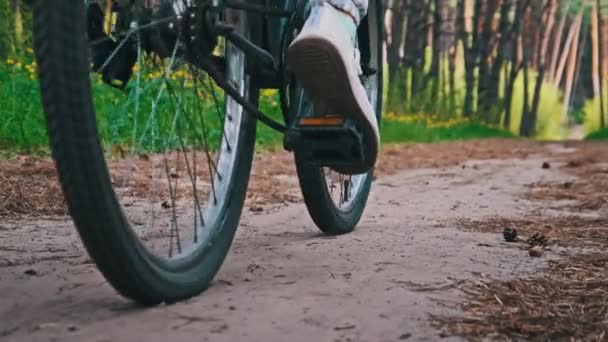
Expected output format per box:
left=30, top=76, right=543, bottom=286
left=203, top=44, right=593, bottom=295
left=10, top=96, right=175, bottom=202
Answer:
left=287, top=2, right=379, bottom=173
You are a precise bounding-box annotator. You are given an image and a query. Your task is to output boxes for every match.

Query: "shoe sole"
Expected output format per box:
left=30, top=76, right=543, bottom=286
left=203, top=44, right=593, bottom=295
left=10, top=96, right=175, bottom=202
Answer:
left=287, top=36, right=378, bottom=174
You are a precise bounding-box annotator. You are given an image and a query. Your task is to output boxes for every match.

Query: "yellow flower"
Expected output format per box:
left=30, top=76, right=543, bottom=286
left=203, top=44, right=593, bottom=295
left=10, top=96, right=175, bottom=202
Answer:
left=27, top=48, right=34, bottom=54
left=16, top=62, right=22, bottom=69
left=6, top=58, right=14, bottom=65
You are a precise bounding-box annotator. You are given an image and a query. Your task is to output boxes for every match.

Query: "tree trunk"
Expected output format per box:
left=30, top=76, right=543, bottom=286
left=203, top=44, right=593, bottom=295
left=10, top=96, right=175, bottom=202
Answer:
left=547, top=8, right=567, bottom=83
left=503, top=0, right=530, bottom=129
left=502, top=63, right=510, bottom=127
left=429, top=0, right=442, bottom=79
left=569, top=18, right=587, bottom=127
left=596, top=0, right=606, bottom=129
left=520, top=0, right=552, bottom=137
left=603, top=18, right=608, bottom=79
left=519, top=55, right=531, bottom=134
left=476, top=0, right=500, bottom=121
left=386, top=0, right=408, bottom=112
left=0, top=0, right=9, bottom=58
left=14, top=0, right=23, bottom=49
left=448, top=48, right=457, bottom=115
left=428, top=0, right=445, bottom=107
left=440, top=50, right=448, bottom=117
left=562, top=12, right=583, bottom=125
left=539, top=0, right=557, bottom=70
left=489, top=0, right=515, bottom=125
left=458, top=0, right=481, bottom=117
left=504, top=61, right=521, bottom=130
left=448, top=4, right=457, bottom=116
left=386, top=0, right=406, bottom=79
left=555, top=13, right=583, bottom=88
left=592, top=6, right=601, bottom=97
left=409, top=0, right=431, bottom=102
left=518, top=4, right=533, bottom=136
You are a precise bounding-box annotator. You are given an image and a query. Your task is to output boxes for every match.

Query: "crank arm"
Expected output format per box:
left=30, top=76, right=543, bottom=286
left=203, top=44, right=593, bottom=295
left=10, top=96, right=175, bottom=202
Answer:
left=214, top=22, right=277, bottom=72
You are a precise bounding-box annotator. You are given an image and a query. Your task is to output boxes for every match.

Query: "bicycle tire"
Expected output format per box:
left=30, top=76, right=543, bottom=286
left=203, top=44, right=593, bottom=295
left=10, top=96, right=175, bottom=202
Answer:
left=294, top=0, right=384, bottom=235
left=34, top=0, right=258, bottom=305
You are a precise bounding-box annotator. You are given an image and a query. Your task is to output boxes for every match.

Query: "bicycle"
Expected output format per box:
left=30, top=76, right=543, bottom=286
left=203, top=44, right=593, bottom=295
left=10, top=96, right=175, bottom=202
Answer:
left=33, top=0, right=383, bottom=305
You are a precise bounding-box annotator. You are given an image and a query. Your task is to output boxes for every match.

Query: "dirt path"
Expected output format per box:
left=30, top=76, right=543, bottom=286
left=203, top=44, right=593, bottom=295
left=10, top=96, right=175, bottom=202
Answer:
left=567, top=124, right=586, bottom=141
left=0, top=144, right=580, bottom=341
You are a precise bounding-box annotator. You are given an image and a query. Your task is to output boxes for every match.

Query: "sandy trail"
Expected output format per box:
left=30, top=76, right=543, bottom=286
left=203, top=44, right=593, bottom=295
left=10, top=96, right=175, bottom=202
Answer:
left=0, top=148, right=575, bottom=342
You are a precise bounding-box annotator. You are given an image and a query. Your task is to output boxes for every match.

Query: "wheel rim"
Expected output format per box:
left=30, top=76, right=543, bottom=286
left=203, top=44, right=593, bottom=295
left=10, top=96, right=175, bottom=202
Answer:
left=86, top=2, right=248, bottom=262
left=323, top=170, right=366, bottom=209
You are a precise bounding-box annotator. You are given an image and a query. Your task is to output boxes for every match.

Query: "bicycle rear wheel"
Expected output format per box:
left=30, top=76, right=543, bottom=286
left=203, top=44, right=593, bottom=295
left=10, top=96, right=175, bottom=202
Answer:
left=294, top=0, right=384, bottom=235
left=34, top=0, right=257, bottom=304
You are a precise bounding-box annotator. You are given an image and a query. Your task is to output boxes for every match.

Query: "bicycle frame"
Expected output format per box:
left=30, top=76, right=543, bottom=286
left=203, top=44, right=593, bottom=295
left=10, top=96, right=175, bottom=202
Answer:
left=223, top=0, right=301, bottom=77
left=201, top=0, right=306, bottom=132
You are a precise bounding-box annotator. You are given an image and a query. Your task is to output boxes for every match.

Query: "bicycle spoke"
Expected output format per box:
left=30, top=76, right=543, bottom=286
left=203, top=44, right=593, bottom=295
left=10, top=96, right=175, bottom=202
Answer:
left=132, top=36, right=181, bottom=243
left=132, top=34, right=143, bottom=148
left=156, top=68, right=209, bottom=255
left=338, top=173, right=344, bottom=204
left=205, top=75, right=232, bottom=153
left=191, top=71, right=225, bottom=188
left=84, top=4, right=250, bottom=261
left=173, top=98, right=206, bottom=238
left=342, top=176, right=352, bottom=204
left=92, top=15, right=176, bottom=75
left=137, top=33, right=181, bottom=150
left=191, top=69, right=227, bottom=179
left=118, top=38, right=143, bottom=193
left=162, top=79, right=221, bottom=204
left=89, top=15, right=177, bottom=49
left=164, top=151, right=182, bottom=257
left=152, top=54, right=232, bottom=247
left=322, top=167, right=361, bottom=208
left=191, top=80, right=222, bottom=204
left=156, top=76, right=185, bottom=257
left=186, top=71, right=224, bottom=193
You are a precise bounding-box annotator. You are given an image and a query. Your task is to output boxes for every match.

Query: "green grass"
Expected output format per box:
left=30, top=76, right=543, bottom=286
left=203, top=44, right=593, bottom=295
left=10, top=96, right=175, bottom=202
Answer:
left=254, top=91, right=284, bottom=150
left=0, top=56, right=517, bottom=155
left=381, top=119, right=514, bottom=144
left=582, top=85, right=608, bottom=138
left=585, top=128, right=608, bottom=140
left=0, top=57, right=289, bottom=153
left=0, top=56, right=47, bottom=151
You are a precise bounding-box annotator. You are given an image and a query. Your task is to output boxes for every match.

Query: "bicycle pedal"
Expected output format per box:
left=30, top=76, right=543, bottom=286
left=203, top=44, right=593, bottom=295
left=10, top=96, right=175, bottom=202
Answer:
left=298, top=116, right=345, bottom=127
left=284, top=117, right=366, bottom=170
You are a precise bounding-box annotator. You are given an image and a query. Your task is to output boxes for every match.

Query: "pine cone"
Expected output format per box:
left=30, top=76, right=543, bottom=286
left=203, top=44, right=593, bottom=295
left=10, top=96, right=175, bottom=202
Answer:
left=529, top=246, right=544, bottom=258
left=527, top=233, right=548, bottom=247
left=503, top=227, right=518, bottom=242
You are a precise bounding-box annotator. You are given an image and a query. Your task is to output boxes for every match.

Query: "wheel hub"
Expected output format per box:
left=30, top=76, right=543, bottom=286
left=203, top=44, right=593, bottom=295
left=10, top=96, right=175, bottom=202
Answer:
left=86, top=0, right=219, bottom=88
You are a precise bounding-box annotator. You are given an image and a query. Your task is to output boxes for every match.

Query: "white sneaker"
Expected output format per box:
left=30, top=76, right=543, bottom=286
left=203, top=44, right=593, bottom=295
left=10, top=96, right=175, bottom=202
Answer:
left=287, top=2, right=379, bottom=173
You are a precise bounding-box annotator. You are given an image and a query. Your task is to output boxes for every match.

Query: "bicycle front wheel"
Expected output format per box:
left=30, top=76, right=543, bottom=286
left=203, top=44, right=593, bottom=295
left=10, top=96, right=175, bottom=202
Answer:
left=34, top=0, right=257, bottom=304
